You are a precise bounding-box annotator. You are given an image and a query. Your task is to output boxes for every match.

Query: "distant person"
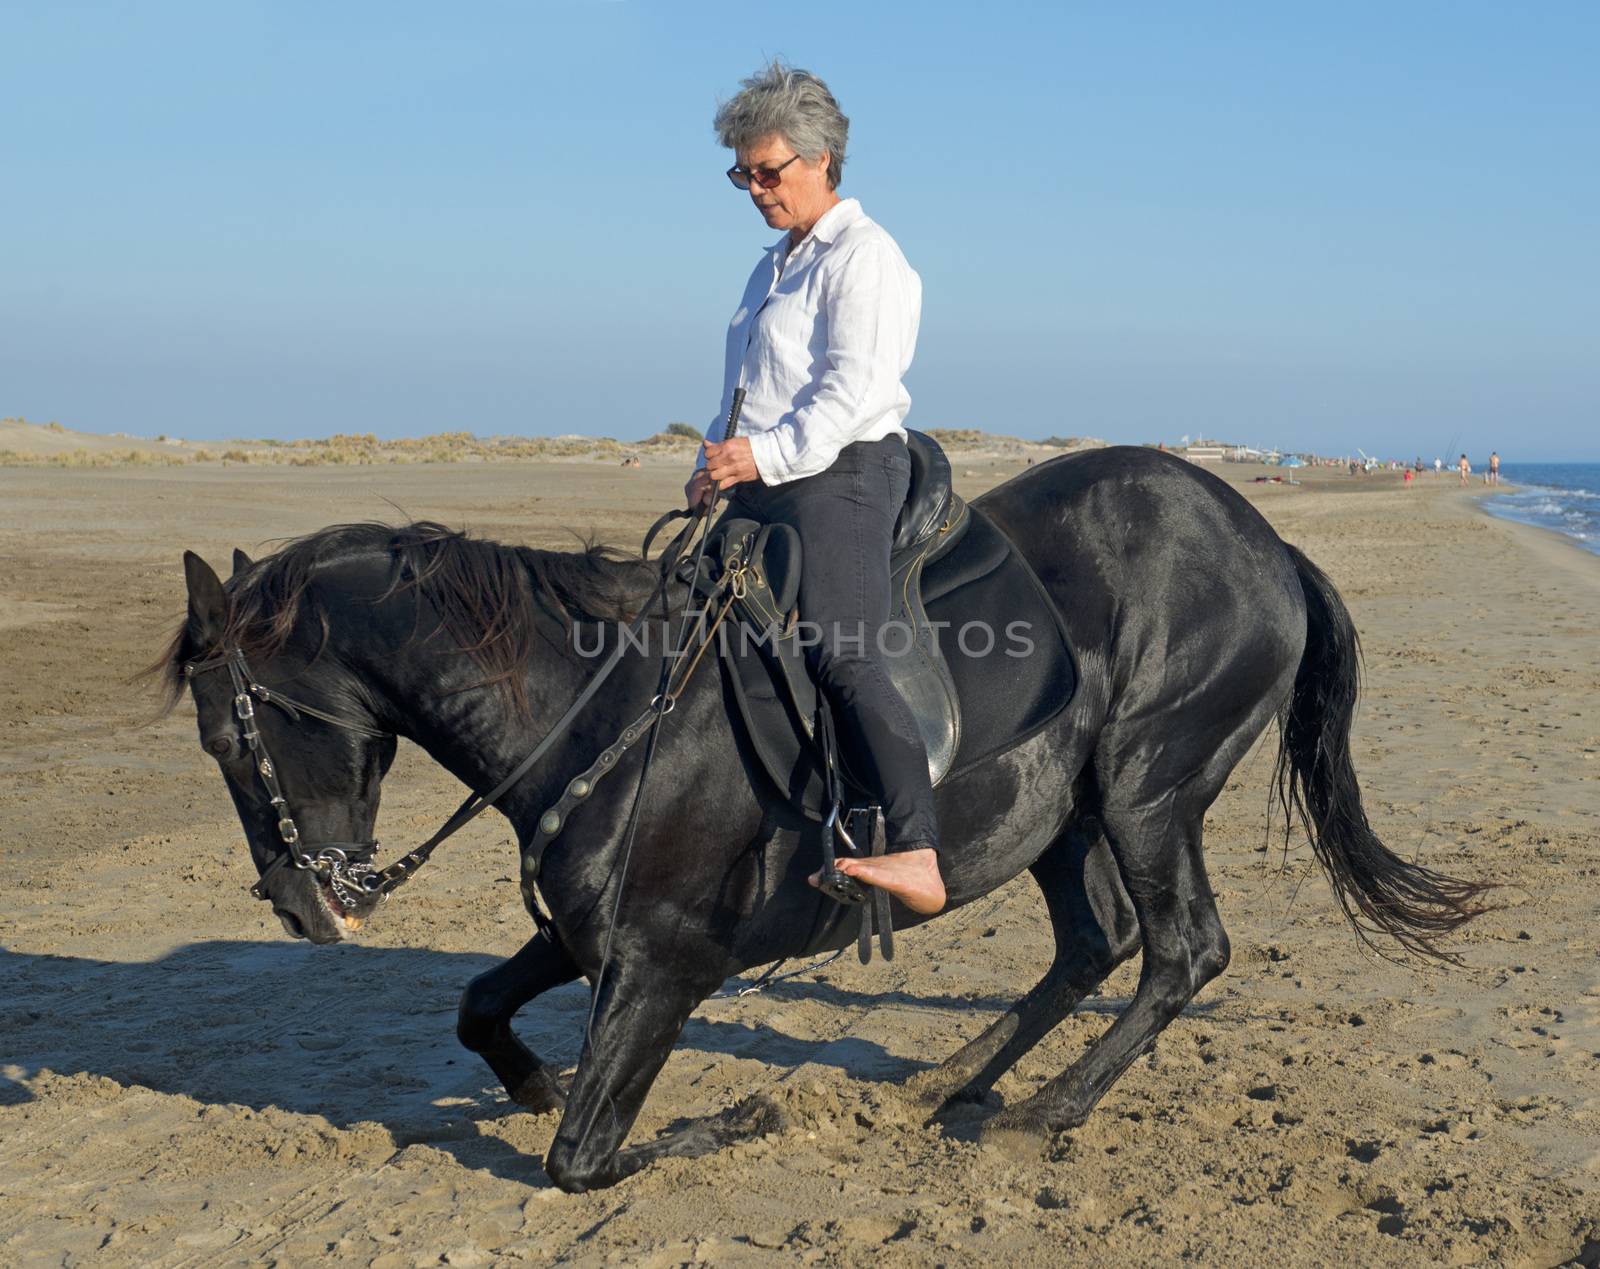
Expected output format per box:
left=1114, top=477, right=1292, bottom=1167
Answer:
left=1458, top=454, right=1471, bottom=486
left=1488, top=451, right=1500, bottom=485
left=1404, top=468, right=1414, bottom=488
left=1434, top=457, right=1442, bottom=475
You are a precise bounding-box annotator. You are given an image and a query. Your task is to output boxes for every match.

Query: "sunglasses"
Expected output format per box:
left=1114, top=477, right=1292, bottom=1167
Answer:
left=726, top=153, right=801, bottom=191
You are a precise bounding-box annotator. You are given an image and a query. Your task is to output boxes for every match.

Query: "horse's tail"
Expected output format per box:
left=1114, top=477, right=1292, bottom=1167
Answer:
left=1274, top=544, right=1490, bottom=962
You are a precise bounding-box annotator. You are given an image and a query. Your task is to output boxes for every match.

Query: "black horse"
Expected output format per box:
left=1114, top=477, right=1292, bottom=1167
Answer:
left=156, top=446, right=1485, bottom=1192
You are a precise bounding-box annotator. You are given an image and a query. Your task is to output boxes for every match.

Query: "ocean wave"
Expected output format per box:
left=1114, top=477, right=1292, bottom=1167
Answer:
left=1484, top=464, right=1600, bottom=555
left=1502, top=482, right=1595, bottom=500
left=1485, top=500, right=1600, bottom=556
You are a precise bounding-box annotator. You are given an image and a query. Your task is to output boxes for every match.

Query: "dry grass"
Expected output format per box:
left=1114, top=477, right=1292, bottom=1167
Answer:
left=1, top=417, right=1109, bottom=469
left=0, top=447, right=191, bottom=469
left=0, top=423, right=706, bottom=469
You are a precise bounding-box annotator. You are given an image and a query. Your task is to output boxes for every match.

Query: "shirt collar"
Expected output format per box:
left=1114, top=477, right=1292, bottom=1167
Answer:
left=809, top=197, right=860, bottom=243
left=767, top=197, right=862, bottom=257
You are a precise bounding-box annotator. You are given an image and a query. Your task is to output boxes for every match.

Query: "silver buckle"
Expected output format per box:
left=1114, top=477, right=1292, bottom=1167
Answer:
left=824, top=801, right=859, bottom=855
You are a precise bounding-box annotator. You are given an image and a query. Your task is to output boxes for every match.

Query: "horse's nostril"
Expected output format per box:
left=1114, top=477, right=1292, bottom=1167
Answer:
left=275, top=908, right=308, bottom=940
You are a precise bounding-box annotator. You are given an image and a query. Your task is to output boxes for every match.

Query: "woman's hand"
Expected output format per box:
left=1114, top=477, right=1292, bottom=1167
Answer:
left=703, top=437, right=759, bottom=490
left=684, top=467, right=715, bottom=511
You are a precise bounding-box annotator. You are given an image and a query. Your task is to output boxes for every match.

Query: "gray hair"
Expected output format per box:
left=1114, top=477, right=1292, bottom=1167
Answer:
left=713, top=61, right=850, bottom=190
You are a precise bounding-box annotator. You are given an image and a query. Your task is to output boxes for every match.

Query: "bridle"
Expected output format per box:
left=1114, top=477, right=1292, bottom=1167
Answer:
left=183, top=647, right=393, bottom=907
left=183, top=497, right=722, bottom=915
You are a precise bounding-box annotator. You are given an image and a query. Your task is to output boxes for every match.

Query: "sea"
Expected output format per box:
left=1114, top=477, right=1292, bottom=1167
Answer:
left=1483, top=462, right=1600, bottom=556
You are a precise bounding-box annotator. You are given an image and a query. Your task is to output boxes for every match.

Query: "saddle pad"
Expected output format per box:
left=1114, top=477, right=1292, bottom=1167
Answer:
left=721, top=505, right=1076, bottom=818
left=923, top=508, right=1075, bottom=777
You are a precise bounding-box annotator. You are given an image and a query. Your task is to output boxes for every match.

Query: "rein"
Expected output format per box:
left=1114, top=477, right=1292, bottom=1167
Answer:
left=187, top=502, right=712, bottom=910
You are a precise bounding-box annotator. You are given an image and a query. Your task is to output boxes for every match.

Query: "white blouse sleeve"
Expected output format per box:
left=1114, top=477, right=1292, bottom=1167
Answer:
left=746, top=241, right=915, bottom=485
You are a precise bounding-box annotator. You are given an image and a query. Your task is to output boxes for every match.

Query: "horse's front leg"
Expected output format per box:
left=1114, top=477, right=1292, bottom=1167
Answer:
left=542, top=956, right=723, bottom=1193
left=457, top=926, right=581, bottom=1113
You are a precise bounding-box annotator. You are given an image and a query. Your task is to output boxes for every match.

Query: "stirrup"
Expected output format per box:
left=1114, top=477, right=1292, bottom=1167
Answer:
left=812, top=699, right=892, bottom=963
left=817, top=801, right=867, bottom=905
left=815, top=698, right=867, bottom=906
left=818, top=803, right=894, bottom=965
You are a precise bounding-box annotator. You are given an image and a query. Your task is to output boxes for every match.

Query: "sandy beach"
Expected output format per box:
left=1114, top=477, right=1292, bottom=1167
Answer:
left=2, top=455, right=1596, bottom=1266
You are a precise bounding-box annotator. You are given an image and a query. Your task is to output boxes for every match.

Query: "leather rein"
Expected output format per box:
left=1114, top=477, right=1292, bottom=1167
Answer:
left=186, top=504, right=713, bottom=910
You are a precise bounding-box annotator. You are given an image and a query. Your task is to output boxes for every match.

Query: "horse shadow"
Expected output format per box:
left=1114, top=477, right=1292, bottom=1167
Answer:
left=0, top=941, right=1027, bottom=1184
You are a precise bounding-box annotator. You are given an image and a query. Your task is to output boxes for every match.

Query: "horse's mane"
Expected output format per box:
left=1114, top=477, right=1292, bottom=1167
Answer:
left=145, top=520, right=660, bottom=717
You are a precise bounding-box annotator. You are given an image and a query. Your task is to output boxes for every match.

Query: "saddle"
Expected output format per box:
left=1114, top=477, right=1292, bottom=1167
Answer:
left=702, top=431, right=973, bottom=799
left=692, top=432, right=1077, bottom=954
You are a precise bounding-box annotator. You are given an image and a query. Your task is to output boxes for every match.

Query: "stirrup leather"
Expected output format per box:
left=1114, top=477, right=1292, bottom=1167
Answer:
left=814, top=700, right=894, bottom=964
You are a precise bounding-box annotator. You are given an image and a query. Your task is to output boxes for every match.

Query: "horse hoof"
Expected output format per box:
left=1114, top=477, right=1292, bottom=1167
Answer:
left=906, top=1085, right=960, bottom=1118
left=979, top=1112, right=1049, bottom=1162
left=903, top=1072, right=993, bottom=1117
left=511, top=1071, right=567, bottom=1114
left=901, top=1072, right=950, bottom=1111
left=728, top=1092, right=789, bottom=1137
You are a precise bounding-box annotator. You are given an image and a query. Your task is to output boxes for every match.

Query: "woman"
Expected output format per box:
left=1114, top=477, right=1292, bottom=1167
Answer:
left=684, top=61, right=945, bottom=915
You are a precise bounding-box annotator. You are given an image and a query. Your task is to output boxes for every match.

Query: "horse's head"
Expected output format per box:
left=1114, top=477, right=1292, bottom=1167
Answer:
left=179, top=549, right=397, bottom=944
left=161, top=520, right=661, bottom=943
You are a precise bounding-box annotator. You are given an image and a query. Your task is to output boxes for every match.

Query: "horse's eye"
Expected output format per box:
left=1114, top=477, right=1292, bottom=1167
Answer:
left=207, top=736, right=237, bottom=760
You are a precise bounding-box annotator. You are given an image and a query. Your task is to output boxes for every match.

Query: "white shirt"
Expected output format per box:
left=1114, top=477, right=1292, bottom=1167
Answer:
left=698, top=197, right=922, bottom=485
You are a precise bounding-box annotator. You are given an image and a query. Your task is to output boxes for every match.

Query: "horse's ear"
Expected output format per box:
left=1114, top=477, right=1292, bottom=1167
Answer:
left=232, top=548, right=253, bottom=577
left=183, top=551, right=228, bottom=649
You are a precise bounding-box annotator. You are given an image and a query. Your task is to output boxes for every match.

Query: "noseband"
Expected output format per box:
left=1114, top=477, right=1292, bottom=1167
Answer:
left=183, top=648, right=392, bottom=906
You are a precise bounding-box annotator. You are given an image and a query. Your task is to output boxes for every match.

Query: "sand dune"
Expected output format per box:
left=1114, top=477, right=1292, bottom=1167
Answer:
left=0, top=416, right=193, bottom=459
left=1, top=417, right=1107, bottom=469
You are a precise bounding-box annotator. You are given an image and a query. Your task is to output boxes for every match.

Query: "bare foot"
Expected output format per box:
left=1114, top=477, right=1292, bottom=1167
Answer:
left=810, top=847, right=946, bottom=915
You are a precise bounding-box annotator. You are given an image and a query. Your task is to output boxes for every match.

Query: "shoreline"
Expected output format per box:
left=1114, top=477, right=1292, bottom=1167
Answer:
left=1465, top=487, right=1600, bottom=589
left=1484, top=514, right=1600, bottom=586
left=1477, top=485, right=1600, bottom=562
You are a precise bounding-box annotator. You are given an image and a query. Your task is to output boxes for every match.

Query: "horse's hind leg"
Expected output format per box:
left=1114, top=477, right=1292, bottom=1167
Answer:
left=982, top=797, right=1229, bottom=1153
left=909, top=817, right=1140, bottom=1114
left=457, top=926, right=581, bottom=1113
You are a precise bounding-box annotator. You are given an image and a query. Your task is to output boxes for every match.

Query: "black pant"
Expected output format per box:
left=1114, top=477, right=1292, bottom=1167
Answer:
left=724, top=435, right=940, bottom=859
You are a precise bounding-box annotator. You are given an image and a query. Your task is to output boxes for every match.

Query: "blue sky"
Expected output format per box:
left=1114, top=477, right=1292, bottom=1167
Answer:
left=4, top=2, right=1596, bottom=460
